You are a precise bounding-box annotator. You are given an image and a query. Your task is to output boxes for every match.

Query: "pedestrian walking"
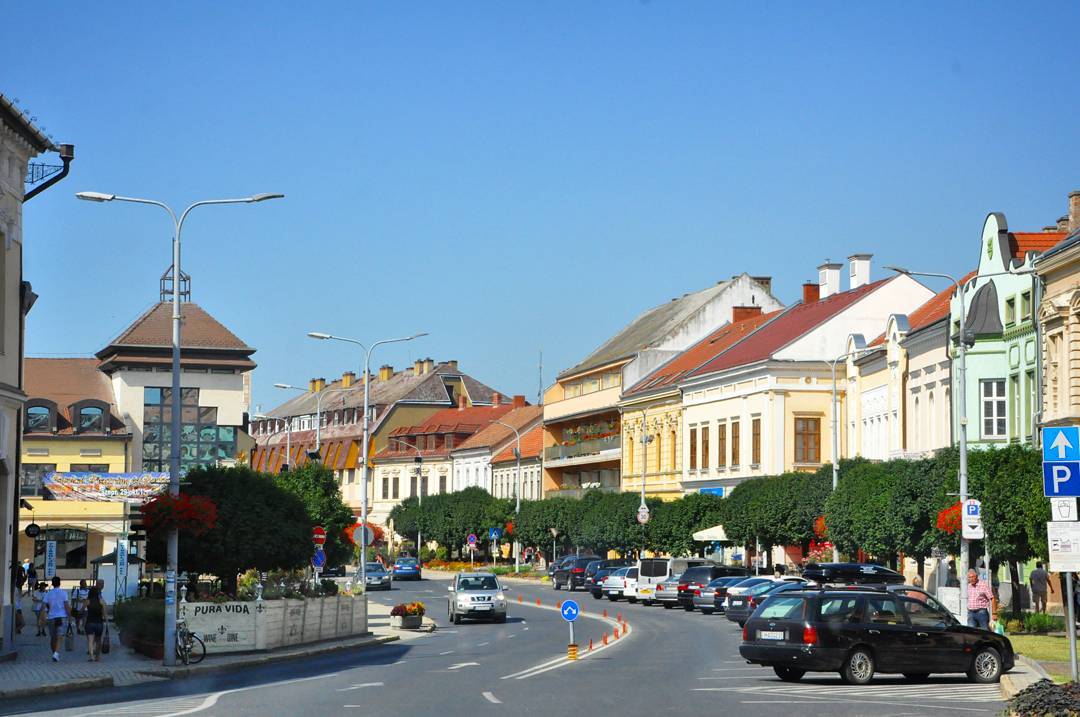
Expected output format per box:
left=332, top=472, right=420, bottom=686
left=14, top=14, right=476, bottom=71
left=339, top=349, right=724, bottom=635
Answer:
left=966, top=569, right=994, bottom=631
left=83, top=587, right=106, bottom=661
left=26, top=561, right=37, bottom=591
left=1029, top=561, right=1053, bottom=613
left=71, top=579, right=88, bottom=634
left=43, top=576, right=71, bottom=662
left=32, top=581, right=47, bottom=636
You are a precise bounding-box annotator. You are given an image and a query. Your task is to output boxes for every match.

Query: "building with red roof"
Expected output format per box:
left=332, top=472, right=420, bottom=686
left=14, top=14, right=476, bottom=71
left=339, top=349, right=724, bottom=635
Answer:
left=449, top=404, right=542, bottom=500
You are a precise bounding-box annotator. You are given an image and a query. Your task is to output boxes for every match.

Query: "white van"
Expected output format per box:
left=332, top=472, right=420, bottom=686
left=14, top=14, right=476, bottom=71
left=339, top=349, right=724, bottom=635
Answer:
left=636, top=557, right=708, bottom=604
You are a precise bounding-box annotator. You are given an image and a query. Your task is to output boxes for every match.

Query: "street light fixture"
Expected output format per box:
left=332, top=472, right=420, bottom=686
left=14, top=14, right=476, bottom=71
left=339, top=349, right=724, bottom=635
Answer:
left=77, top=189, right=283, bottom=667
left=307, top=330, right=428, bottom=592
left=252, top=413, right=293, bottom=473
left=493, top=419, right=524, bottom=573
left=391, top=438, right=425, bottom=560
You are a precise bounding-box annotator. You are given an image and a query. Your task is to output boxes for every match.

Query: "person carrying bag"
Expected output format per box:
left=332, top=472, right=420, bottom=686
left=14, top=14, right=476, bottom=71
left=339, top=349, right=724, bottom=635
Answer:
left=84, top=587, right=107, bottom=661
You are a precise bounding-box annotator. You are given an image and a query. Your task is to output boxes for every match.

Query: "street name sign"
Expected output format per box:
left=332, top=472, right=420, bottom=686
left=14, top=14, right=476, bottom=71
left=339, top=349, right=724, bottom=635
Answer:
left=1048, top=521, right=1080, bottom=572
left=962, top=499, right=984, bottom=540
left=1053, top=498, right=1079, bottom=522
left=560, top=599, right=580, bottom=622
left=44, top=540, right=56, bottom=579
left=1043, top=427, right=1080, bottom=497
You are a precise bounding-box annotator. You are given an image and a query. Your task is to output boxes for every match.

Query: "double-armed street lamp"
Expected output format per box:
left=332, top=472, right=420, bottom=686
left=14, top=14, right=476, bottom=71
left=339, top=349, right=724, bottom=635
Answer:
left=76, top=190, right=283, bottom=666
left=306, top=331, right=427, bottom=591
left=493, top=419, right=523, bottom=573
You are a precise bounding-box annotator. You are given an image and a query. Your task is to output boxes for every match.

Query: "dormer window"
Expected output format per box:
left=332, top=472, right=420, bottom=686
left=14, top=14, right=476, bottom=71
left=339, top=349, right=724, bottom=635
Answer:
left=24, top=400, right=58, bottom=433
left=70, top=399, right=110, bottom=435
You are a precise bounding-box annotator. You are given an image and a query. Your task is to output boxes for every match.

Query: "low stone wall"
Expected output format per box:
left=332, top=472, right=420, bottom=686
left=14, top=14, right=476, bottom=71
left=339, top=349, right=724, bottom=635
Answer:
left=178, top=595, right=367, bottom=654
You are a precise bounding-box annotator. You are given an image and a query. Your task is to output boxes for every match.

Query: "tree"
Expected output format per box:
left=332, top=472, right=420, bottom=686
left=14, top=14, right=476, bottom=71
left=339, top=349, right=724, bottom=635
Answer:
left=146, top=465, right=311, bottom=594
left=275, top=463, right=355, bottom=568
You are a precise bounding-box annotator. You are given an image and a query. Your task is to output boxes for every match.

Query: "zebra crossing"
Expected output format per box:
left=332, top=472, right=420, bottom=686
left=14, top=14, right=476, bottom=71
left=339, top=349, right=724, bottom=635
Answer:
left=73, top=695, right=213, bottom=716
left=695, top=680, right=1002, bottom=702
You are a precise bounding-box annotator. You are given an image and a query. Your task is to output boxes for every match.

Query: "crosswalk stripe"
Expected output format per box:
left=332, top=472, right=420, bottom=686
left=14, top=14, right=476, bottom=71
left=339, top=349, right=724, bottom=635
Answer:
left=707, top=684, right=1000, bottom=702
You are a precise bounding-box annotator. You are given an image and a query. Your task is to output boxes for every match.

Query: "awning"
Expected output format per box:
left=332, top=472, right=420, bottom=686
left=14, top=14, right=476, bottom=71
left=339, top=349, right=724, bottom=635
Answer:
left=693, top=524, right=729, bottom=542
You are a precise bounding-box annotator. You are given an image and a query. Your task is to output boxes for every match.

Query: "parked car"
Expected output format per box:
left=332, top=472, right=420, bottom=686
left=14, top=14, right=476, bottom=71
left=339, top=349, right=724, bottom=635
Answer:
left=801, top=562, right=905, bottom=586
left=654, top=574, right=684, bottom=609
left=622, top=567, right=641, bottom=602
left=637, top=557, right=708, bottom=594
left=392, top=557, right=422, bottom=580
left=359, top=562, right=392, bottom=591
left=588, top=566, right=622, bottom=600
left=723, top=577, right=776, bottom=618
left=548, top=555, right=577, bottom=580
left=553, top=555, right=602, bottom=592
left=601, top=567, right=638, bottom=601
left=711, top=576, right=756, bottom=613
left=740, top=586, right=1014, bottom=684
left=693, top=576, right=747, bottom=614
left=677, top=565, right=751, bottom=611
left=322, top=564, right=350, bottom=578
left=447, top=572, right=508, bottom=624
left=584, top=559, right=631, bottom=590
left=726, top=580, right=806, bottom=626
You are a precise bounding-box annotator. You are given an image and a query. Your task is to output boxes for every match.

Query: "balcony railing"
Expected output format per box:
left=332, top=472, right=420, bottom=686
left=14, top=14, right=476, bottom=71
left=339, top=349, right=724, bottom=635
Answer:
left=545, top=485, right=620, bottom=499
left=543, top=435, right=620, bottom=462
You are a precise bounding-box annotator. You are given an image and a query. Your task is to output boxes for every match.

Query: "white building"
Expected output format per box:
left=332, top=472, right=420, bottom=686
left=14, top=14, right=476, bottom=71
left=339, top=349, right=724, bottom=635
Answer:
left=450, top=402, right=540, bottom=495
left=491, top=423, right=543, bottom=501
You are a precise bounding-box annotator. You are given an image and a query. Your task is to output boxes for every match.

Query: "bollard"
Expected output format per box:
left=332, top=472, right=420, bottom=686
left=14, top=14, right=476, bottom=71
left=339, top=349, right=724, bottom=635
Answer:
left=613, top=627, right=619, bottom=640
left=616, top=613, right=622, bottom=622
left=602, top=633, right=608, bottom=645
left=567, top=643, right=578, bottom=661
left=518, top=595, right=523, bottom=603
left=536, top=598, right=542, bottom=606
left=557, top=601, right=562, bottom=610
left=602, top=608, right=608, bottom=618
left=589, top=638, right=593, bottom=652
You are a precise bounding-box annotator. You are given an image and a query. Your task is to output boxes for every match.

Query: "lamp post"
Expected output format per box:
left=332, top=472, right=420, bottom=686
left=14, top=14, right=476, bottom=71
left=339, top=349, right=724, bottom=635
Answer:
left=274, top=382, right=328, bottom=460
left=828, top=335, right=872, bottom=562
left=252, top=414, right=291, bottom=472
left=76, top=190, right=283, bottom=666
left=493, top=420, right=523, bottom=573
left=391, top=438, right=425, bottom=560
left=307, top=331, right=427, bottom=594
left=637, top=409, right=653, bottom=557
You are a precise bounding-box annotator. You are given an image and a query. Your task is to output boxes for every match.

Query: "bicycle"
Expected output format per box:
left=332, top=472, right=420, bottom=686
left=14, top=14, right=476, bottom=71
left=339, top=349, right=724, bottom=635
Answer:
left=176, top=616, right=206, bottom=665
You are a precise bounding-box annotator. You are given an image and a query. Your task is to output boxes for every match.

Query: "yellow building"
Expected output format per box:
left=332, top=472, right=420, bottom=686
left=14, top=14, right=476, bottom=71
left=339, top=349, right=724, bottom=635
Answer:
left=1036, top=191, right=1080, bottom=426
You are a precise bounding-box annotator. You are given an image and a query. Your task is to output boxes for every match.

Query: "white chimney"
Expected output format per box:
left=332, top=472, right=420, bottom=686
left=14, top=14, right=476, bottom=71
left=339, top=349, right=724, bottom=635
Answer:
left=848, top=254, right=872, bottom=289
left=818, top=262, right=842, bottom=298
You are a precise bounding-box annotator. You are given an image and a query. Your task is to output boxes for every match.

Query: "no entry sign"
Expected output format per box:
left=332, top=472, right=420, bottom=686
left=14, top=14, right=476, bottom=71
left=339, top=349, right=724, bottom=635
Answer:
left=312, top=526, right=327, bottom=546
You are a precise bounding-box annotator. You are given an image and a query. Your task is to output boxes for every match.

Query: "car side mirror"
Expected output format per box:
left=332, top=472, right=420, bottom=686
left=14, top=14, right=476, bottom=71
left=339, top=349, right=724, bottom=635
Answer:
left=503, top=587, right=509, bottom=592
left=447, top=585, right=454, bottom=593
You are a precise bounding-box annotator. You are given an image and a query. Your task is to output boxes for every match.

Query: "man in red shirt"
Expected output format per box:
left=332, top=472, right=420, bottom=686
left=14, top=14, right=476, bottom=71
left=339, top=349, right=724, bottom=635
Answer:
left=966, top=569, right=994, bottom=630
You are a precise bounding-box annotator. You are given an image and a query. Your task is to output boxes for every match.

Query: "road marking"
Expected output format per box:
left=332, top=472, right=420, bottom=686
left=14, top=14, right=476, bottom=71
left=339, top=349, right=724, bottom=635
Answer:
left=482, top=691, right=502, bottom=704
left=507, top=634, right=516, bottom=639
left=707, top=668, right=764, bottom=672
left=391, top=660, right=408, bottom=665
left=337, top=682, right=384, bottom=691
left=499, top=601, right=632, bottom=680
left=477, top=641, right=490, bottom=646
left=692, top=686, right=997, bottom=713
left=522, top=627, right=529, bottom=631
left=448, top=661, right=480, bottom=670
left=439, top=650, right=455, bottom=655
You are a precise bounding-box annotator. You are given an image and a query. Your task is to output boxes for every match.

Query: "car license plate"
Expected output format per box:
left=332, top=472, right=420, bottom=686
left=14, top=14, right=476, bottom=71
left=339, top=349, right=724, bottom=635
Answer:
left=758, top=630, right=785, bottom=640
left=639, top=588, right=653, bottom=595
left=731, top=600, right=744, bottom=607
left=473, top=604, right=492, bottom=611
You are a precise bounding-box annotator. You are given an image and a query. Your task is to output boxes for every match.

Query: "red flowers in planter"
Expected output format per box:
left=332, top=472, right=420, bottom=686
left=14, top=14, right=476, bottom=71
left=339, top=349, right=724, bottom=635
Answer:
left=936, top=501, right=962, bottom=534
left=142, top=493, right=218, bottom=536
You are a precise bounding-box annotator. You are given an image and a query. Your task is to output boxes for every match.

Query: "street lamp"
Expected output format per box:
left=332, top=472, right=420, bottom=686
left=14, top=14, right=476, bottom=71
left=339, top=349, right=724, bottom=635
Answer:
left=829, top=334, right=873, bottom=562
left=307, top=331, right=427, bottom=592
left=637, top=409, right=654, bottom=558
left=252, top=414, right=292, bottom=472
left=391, top=438, right=425, bottom=561
left=493, top=420, right=523, bottom=573
left=77, top=189, right=283, bottom=666
left=275, top=382, right=328, bottom=460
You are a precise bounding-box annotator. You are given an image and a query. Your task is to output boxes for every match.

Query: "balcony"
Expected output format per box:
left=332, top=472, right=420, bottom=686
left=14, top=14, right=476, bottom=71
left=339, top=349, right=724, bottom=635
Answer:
left=543, top=435, right=621, bottom=467
left=545, top=484, right=620, bottom=499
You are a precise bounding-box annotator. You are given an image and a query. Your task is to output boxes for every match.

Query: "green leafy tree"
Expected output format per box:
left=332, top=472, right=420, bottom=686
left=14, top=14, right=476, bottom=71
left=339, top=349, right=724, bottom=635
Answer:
left=275, top=463, right=355, bottom=568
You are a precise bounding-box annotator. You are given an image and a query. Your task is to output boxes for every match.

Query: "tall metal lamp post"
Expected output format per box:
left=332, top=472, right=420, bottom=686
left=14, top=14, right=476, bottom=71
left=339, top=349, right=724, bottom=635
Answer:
left=306, top=331, right=427, bottom=592
left=76, top=190, right=283, bottom=666
left=252, top=413, right=292, bottom=472
left=828, top=334, right=872, bottom=562
left=391, top=438, right=425, bottom=560
left=493, top=420, right=523, bottom=573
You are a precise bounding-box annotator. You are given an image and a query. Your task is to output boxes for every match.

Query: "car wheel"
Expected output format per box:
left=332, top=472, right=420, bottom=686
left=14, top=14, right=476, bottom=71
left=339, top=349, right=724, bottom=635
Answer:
left=841, top=648, right=875, bottom=685
left=451, top=607, right=461, bottom=625
left=684, top=604, right=694, bottom=612
left=663, top=603, right=673, bottom=609
left=591, top=592, right=602, bottom=600
left=773, top=666, right=805, bottom=682
left=608, top=595, right=618, bottom=601
left=553, top=579, right=561, bottom=591
left=701, top=608, right=714, bottom=615
left=642, top=600, right=653, bottom=606
left=567, top=582, right=575, bottom=593
left=968, top=646, right=1002, bottom=684
left=628, top=597, right=637, bottom=603
left=903, top=673, right=930, bottom=682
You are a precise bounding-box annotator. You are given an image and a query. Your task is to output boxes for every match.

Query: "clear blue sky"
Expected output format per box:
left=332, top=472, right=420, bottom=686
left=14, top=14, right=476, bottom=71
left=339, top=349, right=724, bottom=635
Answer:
left=6, top=2, right=1079, bottom=412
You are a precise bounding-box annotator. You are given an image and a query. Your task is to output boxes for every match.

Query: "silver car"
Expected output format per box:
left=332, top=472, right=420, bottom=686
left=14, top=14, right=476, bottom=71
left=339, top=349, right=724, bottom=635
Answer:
left=359, top=562, right=392, bottom=590
left=447, top=572, right=508, bottom=624
left=654, top=573, right=683, bottom=609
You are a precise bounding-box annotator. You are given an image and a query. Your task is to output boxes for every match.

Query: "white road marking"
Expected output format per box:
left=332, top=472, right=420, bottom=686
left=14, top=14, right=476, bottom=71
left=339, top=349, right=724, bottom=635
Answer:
left=482, top=691, right=502, bottom=704
left=448, top=661, right=480, bottom=670
left=439, top=650, right=455, bottom=655
left=507, top=634, right=516, bottom=639
left=522, top=627, right=529, bottom=631
left=337, top=682, right=385, bottom=691
left=391, top=660, right=408, bottom=665
left=500, top=602, right=632, bottom=680
left=477, top=641, right=490, bottom=647
left=692, top=686, right=997, bottom=713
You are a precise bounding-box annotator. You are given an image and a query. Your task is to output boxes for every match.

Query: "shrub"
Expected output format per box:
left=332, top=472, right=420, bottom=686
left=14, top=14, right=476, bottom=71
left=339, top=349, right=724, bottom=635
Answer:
left=114, top=598, right=165, bottom=644
left=319, top=579, right=339, bottom=596
left=435, top=547, right=449, bottom=561
left=390, top=601, right=425, bottom=617
left=1023, top=611, right=1064, bottom=634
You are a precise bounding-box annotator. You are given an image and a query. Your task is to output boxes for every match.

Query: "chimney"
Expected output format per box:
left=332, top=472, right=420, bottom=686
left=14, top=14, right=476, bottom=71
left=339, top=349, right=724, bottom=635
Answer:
left=423, top=358, right=435, bottom=374
left=1044, top=225, right=1061, bottom=233
left=446, top=359, right=459, bottom=371
left=1058, top=216, right=1070, bottom=233
left=751, top=276, right=772, bottom=294
left=732, top=305, right=762, bottom=323
left=342, top=371, right=356, bottom=388
left=1070, top=190, right=1080, bottom=234
left=512, top=394, right=526, bottom=408
left=378, top=364, right=393, bottom=381
left=313, top=377, right=326, bottom=392
left=308, top=378, right=317, bottom=392
left=802, top=281, right=820, bottom=304
left=413, top=359, right=424, bottom=376
left=458, top=394, right=467, bottom=410
left=492, top=392, right=502, bottom=407
left=817, top=262, right=842, bottom=298
left=848, top=254, right=872, bottom=290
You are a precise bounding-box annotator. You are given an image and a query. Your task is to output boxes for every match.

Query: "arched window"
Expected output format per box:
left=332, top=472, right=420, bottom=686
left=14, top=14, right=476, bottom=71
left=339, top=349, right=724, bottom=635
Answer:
left=79, top=406, right=104, bottom=433
left=928, top=391, right=936, bottom=448
left=912, top=397, right=920, bottom=451
left=26, top=406, right=51, bottom=432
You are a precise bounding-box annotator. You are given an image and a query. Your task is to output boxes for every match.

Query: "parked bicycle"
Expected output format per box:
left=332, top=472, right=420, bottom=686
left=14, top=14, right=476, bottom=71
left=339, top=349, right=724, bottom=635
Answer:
left=176, top=616, right=206, bottom=665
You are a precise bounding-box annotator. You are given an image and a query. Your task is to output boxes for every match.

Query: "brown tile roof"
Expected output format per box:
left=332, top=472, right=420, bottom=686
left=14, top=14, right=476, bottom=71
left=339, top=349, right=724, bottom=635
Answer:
left=454, top=405, right=542, bottom=451
left=1011, top=232, right=1067, bottom=259
left=101, top=303, right=253, bottom=352
left=24, top=358, right=126, bottom=435
left=378, top=404, right=517, bottom=459
left=492, top=423, right=542, bottom=463
left=867, top=270, right=977, bottom=347
left=624, top=311, right=778, bottom=397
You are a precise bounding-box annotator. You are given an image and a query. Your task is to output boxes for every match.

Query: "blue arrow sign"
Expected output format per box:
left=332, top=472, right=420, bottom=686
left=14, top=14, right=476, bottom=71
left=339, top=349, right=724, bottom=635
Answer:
left=560, top=599, right=580, bottom=622
left=489, top=527, right=501, bottom=540
left=1045, top=462, right=1080, bottom=497
left=1044, top=427, right=1080, bottom=462
left=311, top=548, right=326, bottom=569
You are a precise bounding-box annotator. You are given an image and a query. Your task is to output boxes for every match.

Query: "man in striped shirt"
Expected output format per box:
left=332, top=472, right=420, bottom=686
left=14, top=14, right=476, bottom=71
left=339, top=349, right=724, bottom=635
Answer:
left=967, top=569, right=994, bottom=630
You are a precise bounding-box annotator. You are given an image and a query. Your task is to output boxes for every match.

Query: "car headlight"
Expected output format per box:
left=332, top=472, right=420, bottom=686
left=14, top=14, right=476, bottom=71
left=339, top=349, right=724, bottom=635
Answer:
left=495, top=594, right=506, bottom=602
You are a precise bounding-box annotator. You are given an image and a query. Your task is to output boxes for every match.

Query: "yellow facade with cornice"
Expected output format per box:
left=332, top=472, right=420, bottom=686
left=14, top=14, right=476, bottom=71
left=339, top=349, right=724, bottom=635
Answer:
left=619, top=389, right=684, bottom=500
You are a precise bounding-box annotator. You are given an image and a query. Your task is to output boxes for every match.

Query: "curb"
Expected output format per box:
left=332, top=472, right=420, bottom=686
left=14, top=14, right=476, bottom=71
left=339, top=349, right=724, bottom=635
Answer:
left=1000, top=655, right=1054, bottom=699
left=0, top=676, right=113, bottom=700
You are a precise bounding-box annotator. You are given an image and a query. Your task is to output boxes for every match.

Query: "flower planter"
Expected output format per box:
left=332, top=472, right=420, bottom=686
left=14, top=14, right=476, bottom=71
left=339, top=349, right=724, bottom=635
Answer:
left=391, top=615, right=423, bottom=630
left=132, top=637, right=164, bottom=660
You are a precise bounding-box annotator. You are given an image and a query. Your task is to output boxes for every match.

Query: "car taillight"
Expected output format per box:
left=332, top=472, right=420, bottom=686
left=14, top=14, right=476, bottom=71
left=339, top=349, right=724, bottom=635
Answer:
left=572, top=568, right=584, bottom=573
left=657, top=584, right=664, bottom=591
left=677, top=584, right=687, bottom=592
left=694, top=589, right=701, bottom=596
left=802, top=626, right=819, bottom=645
left=742, top=624, right=748, bottom=641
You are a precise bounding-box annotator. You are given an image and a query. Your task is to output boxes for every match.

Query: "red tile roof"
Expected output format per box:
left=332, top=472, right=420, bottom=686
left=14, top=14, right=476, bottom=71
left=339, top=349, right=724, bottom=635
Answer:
left=624, top=311, right=779, bottom=396
left=1011, top=232, right=1067, bottom=259
left=24, top=358, right=127, bottom=436
left=454, top=405, right=542, bottom=451
left=867, top=270, right=977, bottom=346
left=102, top=302, right=253, bottom=351
left=378, top=403, right=517, bottom=459
left=492, top=424, right=542, bottom=463
left=688, top=278, right=894, bottom=378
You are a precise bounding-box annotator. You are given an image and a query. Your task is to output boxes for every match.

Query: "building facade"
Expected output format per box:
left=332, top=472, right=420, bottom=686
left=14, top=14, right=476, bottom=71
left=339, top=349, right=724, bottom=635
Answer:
left=491, top=422, right=543, bottom=501
left=543, top=274, right=782, bottom=497
left=449, top=401, right=539, bottom=495
left=1036, top=192, right=1080, bottom=428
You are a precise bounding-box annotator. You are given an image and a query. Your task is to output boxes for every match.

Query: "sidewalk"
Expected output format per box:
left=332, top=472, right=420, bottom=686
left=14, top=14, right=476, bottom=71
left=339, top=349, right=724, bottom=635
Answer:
left=0, top=599, right=405, bottom=700
left=1001, top=655, right=1054, bottom=699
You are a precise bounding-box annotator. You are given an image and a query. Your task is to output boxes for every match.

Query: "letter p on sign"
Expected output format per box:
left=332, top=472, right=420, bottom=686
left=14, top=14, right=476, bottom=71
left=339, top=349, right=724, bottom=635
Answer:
left=1045, top=462, right=1080, bottom=497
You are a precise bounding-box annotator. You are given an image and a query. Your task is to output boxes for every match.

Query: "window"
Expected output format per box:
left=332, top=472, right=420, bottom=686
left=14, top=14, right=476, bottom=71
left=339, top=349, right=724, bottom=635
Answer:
left=20, top=463, right=56, bottom=497
left=392, top=475, right=399, bottom=499
left=1010, top=375, right=1020, bottom=440
left=427, top=435, right=437, bottom=451
left=758, top=596, right=806, bottom=620
left=142, top=387, right=237, bottom=472
left=718, top=424, right=727, bottom=468
left=1025, top=369, right=1036, bottom=440
left=564, top=382, right=582, bottom=398
left=731, top=420, right=741, bottom=466
left=866, top=596, right=904, bottom=625
left=439, top=475, right=447, bottom=493
left=654, top=432, right=662, bottom=472
left=69, top=464, right=108, bottom=473
left=35, top=528, right=87, bottom=570
left=602, top=372, right=621, bottom=389
left=689, top=427, right=697, bottom=470
left=1005, top=297, right=1016, bottom=326
left=410, top=474, right=417, bottom=497
left=817, top=596, right=860, bottom=623
left=1021, top=291, right=1032, bottom=321
left=584, top=377, right=600, bottom=394
left=78, top=406, right=104, bottom=433
left=26, top=405, right=51, bottom=432
left=794, top=417, right=820, bottom=464
left=669, top=429, right=676, bottom=471
left=751, top=417, right=761, bottom=466
left=900, top=596, right=951, bottom=628
left=701, top=424, right=710, bottom=470
left=1050, top=332, right=1064, bottom=415
left=981, top=379, right=1006, bottom=438
left=626, top=432, right=634, bottom=474
left=445, top=435, right=454, bottom=450
left=382, top=476, right=389, bottom=499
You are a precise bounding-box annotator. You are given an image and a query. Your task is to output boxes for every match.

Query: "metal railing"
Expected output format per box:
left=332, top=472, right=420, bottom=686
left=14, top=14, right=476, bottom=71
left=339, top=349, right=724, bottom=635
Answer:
left=543, top=434, right=620, bottom=461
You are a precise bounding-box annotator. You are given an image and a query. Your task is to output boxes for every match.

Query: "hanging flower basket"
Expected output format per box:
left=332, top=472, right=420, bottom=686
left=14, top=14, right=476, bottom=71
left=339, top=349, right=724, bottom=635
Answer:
left=936, top=501, right=962, bottom=534
left=141, top=493, right=217, bottom=536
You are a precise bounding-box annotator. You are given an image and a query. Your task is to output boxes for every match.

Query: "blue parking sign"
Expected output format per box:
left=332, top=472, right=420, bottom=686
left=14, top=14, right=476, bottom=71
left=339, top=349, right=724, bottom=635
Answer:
left=1043, top=427, right=1080, bottom=462
left=1044, top=462, right=1080, bottom=497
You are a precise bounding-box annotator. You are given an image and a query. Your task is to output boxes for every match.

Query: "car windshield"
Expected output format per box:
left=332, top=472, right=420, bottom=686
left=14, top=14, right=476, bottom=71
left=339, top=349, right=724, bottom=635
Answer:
left=366, top=563, right=384, bottom=573
left=396, top=559, right=416, bottom=566
left=748, top=580, right=779, bottom=596
left=609, top=567, right=629, bottom=577
left=458, top=576, right=499, bottom=591
left=718, top=576, right=746, bottom=586
left=732, top=577, right=769, bottom=589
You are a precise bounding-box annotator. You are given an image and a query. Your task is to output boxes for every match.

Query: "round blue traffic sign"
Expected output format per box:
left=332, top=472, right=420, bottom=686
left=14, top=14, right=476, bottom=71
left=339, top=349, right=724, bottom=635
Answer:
left=560, top=599, right=580, bottom=622
left=467, top=533, right=478, bottom=546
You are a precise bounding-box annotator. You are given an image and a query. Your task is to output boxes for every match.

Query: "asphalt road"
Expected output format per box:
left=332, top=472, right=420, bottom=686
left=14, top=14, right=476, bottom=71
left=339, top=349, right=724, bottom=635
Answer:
left=6, top=576, right=1007, bottom=717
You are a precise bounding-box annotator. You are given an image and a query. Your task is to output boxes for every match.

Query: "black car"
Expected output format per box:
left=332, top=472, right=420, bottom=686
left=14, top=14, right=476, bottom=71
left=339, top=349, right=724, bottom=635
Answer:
left=740, top=587, right=1014, bottom=685
left=801, top=562, right=905, bottom=586
left=553, top=555, right=602, bottom=591
left=548, top=555, right=577, bottom=581
left=677, top=565, right=750, bottom=610
left=712, top=576, right=754, bottom=612
left=584, top=559, right=631, bottom=596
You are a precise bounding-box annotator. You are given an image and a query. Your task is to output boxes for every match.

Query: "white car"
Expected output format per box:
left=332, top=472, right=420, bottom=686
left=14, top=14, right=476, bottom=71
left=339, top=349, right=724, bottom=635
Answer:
left=601, top=567, right=638, bottom=601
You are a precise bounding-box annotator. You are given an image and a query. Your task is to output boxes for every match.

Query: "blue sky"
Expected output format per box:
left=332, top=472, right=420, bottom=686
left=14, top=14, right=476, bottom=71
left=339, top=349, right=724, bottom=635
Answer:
left=6, top=2, right=1079, bottom=412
